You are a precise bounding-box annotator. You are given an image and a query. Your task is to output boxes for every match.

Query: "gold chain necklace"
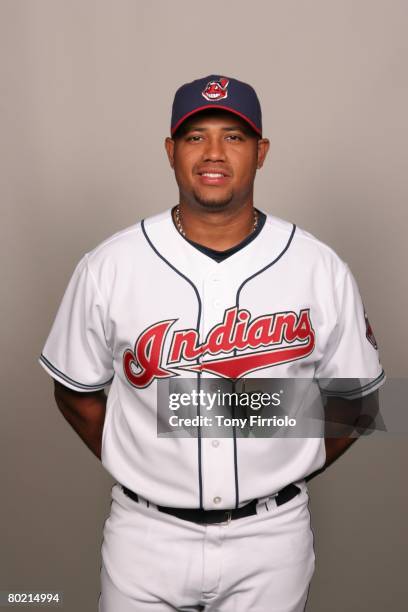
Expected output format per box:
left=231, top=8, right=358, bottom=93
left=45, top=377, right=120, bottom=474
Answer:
left=174, top=206, right=259, bottom=238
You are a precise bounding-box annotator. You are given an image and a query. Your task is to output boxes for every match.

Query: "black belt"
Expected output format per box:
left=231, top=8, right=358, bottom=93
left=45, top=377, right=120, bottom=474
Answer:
left=121, top=483, right=301, bottom=525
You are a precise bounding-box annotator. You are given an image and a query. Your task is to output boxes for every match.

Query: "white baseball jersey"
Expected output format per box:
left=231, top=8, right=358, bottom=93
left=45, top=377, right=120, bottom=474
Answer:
left=39, top=208, right=385, bottom=509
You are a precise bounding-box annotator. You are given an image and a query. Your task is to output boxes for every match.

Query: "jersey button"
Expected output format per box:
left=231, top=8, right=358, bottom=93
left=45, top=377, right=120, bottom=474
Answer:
left=213, top=496, right=222, bottom=504
left=213, top=299, right=221, bottom=308
left=211, top=439, right=220, bottom=448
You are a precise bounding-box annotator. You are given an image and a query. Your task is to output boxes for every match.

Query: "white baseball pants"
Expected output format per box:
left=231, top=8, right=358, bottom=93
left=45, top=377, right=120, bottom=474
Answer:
left=98, top=482, right=315, bottom=611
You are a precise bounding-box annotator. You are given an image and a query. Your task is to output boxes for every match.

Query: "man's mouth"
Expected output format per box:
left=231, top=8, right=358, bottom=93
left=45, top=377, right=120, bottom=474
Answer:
left=200, top=172, right=226, bottom=178
left=197, top=170, right=230, bottom=185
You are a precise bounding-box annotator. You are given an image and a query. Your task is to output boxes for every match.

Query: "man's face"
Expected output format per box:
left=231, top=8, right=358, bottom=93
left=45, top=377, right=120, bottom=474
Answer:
left=165, top=111, right=269, bottom=211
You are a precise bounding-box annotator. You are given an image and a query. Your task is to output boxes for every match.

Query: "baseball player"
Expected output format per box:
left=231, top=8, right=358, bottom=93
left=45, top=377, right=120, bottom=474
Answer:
left=39, top=75, right=385, bottom=611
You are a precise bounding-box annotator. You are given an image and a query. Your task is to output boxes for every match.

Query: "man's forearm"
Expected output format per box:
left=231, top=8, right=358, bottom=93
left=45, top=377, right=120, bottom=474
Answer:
left=305, top=390, right=379, bottom=483
left=324, top=436, right=357, bottom=469
left=54, top=381, right=107, bottom=460
left=305, top=437, right=357, bottom=482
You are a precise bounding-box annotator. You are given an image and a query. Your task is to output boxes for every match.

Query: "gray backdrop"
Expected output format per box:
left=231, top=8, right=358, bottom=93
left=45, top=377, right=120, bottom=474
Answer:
left=1, top=1, right=407, bottom=610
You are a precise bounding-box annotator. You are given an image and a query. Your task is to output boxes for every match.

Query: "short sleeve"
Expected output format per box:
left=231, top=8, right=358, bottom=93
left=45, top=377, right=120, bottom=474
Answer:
left=316, top=263, right=385, bottom=399
left=39, top=254, right=114, bottom=392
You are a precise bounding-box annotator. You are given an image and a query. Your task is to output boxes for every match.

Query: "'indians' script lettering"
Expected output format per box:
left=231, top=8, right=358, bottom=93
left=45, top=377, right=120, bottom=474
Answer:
left=123, top=307, right=315, bottom=388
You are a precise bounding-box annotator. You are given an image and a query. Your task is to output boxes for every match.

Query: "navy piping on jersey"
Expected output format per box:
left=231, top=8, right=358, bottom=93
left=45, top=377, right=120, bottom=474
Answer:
left=320, top=370, right=385, bottom=397
left=141, top=220, right=205, bottom=509
left=231, top=223, right=297, bottom=508
left=231, top=386, right=240, bottom=508
left=235, top=223, right=297, bottom=307
left=39, top=353, right=114, bottom=391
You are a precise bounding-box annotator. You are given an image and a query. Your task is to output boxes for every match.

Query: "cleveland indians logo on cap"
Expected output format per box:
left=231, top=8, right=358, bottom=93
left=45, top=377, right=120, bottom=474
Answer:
left=202, top=77, right=229, bottom=101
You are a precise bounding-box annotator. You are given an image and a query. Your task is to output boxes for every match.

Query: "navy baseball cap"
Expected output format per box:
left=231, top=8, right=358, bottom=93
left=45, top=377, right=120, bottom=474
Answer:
left=171, top=75, right=262, bottom=137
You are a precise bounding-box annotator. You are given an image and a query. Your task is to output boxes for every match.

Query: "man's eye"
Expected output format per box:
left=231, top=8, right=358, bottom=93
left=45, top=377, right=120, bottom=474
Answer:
left=186, top=135, right=203, bottom=142
left=226, top=134, right=243, bottom=141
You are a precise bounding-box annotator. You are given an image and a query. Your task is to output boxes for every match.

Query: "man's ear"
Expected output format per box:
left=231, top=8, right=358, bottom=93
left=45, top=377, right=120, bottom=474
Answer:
left=256, top=138, right=270, bottom=169
left=165, top=137, right=175, bottom=168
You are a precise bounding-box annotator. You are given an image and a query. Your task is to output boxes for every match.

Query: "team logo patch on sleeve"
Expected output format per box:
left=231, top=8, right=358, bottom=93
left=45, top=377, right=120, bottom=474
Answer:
left=202, top=78, right=229, bottom=101
left=364, top=310, right=378, bottom=349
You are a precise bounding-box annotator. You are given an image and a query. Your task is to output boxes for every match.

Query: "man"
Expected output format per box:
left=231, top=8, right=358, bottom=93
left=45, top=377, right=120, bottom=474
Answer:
left=39, top=75, right=385, bottom=611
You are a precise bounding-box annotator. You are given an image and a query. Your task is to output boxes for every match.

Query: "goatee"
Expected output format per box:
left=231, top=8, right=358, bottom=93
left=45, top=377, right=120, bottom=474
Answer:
left=193, top=191, right=234, bottom=211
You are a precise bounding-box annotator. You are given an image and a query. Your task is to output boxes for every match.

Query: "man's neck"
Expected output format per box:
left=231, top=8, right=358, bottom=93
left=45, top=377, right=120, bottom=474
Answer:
left=174, top=202, right=257, bottom=251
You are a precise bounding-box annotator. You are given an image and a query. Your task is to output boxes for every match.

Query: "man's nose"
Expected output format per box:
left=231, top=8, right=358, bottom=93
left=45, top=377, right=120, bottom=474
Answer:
left=203, top=136, right=226, bottom=161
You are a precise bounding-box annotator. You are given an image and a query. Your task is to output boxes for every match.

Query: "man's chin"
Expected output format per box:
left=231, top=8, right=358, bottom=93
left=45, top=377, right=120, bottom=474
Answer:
left=193, top=191, right=234, bottom=211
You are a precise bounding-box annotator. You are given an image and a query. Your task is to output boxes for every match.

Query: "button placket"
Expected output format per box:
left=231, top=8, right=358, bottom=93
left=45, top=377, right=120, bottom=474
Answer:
left=200, top=274, right=238, bottom=509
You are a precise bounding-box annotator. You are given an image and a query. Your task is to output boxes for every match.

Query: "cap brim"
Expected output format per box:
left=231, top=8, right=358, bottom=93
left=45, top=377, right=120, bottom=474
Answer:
left=171, top=104, right=262, bottom=137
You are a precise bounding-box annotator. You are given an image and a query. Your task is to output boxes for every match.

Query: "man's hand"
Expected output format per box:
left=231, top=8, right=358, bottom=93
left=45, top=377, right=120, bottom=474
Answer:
left=53, top=381, right=107, bottom=460
left=306, top=390, right=380, bottom=482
